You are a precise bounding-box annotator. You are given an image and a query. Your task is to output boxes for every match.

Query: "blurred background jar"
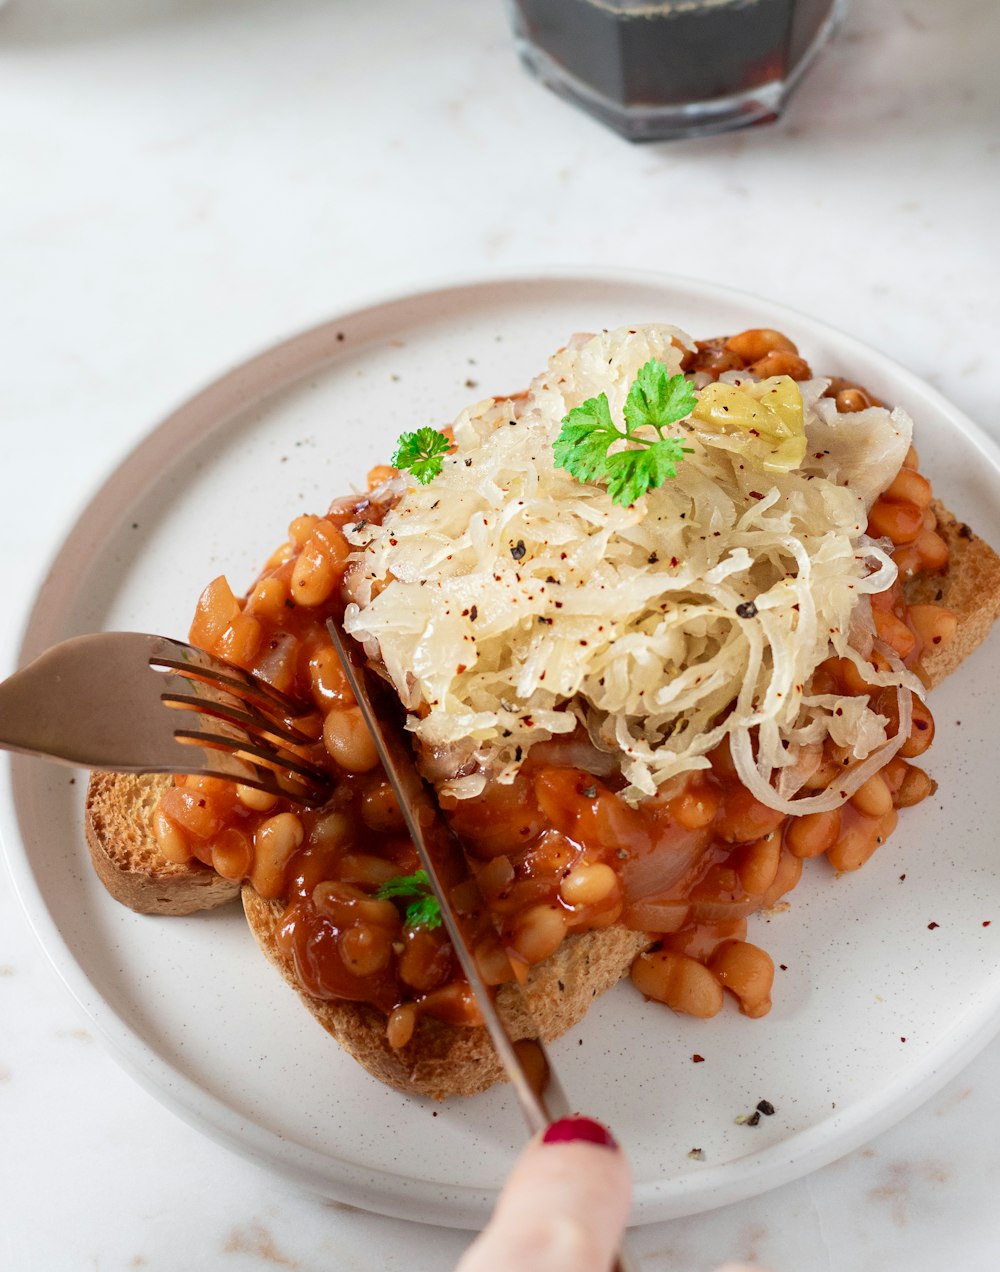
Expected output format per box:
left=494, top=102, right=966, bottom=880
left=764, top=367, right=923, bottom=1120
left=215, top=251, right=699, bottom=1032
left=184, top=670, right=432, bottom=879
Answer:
left=506, top=0, right=848, bottom=141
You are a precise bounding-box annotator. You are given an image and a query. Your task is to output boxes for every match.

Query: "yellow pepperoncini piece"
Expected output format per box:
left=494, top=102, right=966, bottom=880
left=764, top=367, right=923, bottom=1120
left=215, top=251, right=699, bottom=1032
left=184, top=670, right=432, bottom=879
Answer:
left=692, top=375, right=806, bottom=473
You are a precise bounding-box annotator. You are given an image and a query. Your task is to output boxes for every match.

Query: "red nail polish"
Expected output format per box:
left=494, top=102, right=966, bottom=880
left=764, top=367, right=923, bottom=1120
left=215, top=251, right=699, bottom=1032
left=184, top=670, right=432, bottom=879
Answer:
left=542, top=1116, right=618, bottom=1149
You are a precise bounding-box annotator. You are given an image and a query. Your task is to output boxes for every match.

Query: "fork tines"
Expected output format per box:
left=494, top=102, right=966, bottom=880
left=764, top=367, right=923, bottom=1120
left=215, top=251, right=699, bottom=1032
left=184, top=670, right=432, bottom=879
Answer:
left=150, top=637, right=329, bottom=805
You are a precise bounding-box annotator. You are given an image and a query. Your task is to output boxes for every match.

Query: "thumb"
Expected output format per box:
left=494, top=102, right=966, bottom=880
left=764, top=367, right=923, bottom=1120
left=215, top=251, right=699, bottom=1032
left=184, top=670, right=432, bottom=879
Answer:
left=457, top=1116, right=631, bottom=1272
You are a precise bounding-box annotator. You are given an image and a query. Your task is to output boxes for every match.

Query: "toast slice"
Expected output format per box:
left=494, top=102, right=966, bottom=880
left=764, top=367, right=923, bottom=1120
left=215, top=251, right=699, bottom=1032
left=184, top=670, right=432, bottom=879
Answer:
left=83, top=503, right=1000, bottom=1095
left=905, top=503, right=1000, bottom=687
left=85, top=771, right=240, bottom=915
left=243, top=887, right=651, bottom=1098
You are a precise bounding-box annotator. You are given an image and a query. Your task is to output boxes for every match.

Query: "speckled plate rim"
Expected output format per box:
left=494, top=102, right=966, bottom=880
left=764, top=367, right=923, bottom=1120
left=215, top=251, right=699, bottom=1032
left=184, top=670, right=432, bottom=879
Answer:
left=3, top=267, right=1000, bottom=1229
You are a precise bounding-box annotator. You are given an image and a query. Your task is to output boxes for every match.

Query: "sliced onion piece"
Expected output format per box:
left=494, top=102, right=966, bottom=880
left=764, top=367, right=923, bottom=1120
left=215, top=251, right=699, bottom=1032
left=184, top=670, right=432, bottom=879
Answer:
left=729, top=681, right=912, bottom=815
left=620, top=826, right=712, bottom=903
left=688, top=895, right=761, bottom=924
left=624, top=900, right=690, bottom=935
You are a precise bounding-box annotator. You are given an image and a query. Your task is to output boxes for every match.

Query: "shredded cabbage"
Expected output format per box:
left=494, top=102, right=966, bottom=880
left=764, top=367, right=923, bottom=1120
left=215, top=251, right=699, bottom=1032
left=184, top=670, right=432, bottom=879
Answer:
left=344, top=325, right=921, bottom=811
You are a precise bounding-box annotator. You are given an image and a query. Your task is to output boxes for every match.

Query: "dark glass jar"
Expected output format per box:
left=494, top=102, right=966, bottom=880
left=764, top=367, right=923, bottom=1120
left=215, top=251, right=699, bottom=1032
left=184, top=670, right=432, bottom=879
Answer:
left=506, top=0, right=847, bottom=141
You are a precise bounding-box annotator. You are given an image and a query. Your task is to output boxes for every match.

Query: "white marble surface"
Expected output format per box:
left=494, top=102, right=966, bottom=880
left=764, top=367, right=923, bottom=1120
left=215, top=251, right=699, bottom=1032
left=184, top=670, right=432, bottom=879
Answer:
left=2, top=0, right=999, bottom=1268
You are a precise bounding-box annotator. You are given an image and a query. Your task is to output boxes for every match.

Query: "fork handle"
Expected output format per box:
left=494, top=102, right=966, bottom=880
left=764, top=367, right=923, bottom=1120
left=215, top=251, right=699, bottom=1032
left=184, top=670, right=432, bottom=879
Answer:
left=0, top=634, right=177, bottom=769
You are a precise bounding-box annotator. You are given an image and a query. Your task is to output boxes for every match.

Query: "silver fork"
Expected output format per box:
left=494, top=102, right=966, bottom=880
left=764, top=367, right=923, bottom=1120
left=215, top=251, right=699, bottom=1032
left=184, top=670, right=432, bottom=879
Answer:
left=0, top=632, right=330, bottom=805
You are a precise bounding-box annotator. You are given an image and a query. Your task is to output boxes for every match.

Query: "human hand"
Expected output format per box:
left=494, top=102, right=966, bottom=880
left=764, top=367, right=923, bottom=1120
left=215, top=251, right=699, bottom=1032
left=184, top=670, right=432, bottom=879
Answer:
left=456, top=1115, right=771, bottom=1272
left=456, top=1116, right=630, bottom=1272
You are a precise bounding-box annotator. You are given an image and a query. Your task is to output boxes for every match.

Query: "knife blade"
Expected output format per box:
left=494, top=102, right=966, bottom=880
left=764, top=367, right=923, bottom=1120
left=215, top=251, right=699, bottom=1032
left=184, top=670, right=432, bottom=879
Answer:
left=328, top=616, right=641, bottom=1272
left=327, top=615, right=571, bottom=1132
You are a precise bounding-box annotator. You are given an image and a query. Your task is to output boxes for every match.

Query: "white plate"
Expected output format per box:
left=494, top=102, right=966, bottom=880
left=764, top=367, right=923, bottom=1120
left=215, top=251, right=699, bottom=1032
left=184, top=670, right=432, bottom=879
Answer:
left=4, top=271, right=1000, bottom=1229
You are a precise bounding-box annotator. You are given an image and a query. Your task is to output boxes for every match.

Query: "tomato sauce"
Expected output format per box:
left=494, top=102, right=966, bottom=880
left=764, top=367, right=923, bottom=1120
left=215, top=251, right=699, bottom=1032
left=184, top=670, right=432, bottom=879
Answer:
left=152, top=331, right=954, bottom=1046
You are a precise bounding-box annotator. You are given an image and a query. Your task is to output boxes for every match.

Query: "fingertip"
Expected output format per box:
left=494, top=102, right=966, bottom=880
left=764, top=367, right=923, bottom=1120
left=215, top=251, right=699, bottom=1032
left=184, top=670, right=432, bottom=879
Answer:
left=457, top=1124, right=631, bottom=1272
left=542, top=1115, right=619, bottom=1149
left=713, top=1265, right=773, bottom=1272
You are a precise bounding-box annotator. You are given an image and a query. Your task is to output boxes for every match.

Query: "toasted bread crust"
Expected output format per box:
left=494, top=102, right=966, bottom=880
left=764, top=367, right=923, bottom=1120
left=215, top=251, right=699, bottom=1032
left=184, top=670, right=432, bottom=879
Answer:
left=242, top=886, right=650, bottom=1098
left=905, top=502, right=1000, bottom=687
left=82, top=501, right=1000, bottom=1093
left=84, top=771, right=240, bottom=915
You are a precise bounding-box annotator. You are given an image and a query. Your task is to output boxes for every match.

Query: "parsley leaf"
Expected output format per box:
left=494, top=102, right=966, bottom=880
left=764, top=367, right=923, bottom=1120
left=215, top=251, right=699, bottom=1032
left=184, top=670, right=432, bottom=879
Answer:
left=375, top=869, right=432, bottom=900
left=391, top=427, right=451, bottom=484
left=552, top=393, right=619, bottom=484
left=604, top=436, right=690, bottom=507
left=624, top=358, right=698, bottom=436
left=375, top=868, right=443, bottom=930
left=403, top=894, right=443, bottom=929
left=553, top=358, right=696, bottom=506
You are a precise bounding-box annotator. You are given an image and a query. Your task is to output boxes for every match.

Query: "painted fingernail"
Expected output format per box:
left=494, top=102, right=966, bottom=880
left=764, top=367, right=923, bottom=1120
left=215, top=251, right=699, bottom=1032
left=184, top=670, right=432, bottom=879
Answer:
left=542, top=1116, right=618, bottom=1149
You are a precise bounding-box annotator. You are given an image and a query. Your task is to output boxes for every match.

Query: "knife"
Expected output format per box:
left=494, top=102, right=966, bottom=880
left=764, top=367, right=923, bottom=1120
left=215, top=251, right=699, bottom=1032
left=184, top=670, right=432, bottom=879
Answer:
left=327, top=614, right=571, bottom=1131
left=328, top=617, right=641, bottom=1272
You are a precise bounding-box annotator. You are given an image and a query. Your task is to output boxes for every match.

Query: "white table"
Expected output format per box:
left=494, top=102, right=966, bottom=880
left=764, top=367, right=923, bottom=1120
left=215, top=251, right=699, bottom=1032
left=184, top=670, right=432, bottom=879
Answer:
left=2, top=1, right=999, bottom=1268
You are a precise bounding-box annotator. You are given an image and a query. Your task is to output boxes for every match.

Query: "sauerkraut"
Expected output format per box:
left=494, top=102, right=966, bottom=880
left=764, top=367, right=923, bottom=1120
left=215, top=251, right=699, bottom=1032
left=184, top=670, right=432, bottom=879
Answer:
left=344, top=325, right=922, bottom=812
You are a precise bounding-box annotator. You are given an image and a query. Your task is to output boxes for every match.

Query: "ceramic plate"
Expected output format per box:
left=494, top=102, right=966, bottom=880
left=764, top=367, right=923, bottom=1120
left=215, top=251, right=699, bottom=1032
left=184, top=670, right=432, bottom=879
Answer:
left=4, top=271, right=1000, bottom=1228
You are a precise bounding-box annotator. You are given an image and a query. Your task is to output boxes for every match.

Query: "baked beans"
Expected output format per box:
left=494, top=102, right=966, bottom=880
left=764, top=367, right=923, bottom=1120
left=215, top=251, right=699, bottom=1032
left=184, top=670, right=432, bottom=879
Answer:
left=707, top=940, right=774, bottom=1018
left=152, top=328, right=956, bottom=1043
left=631, top=950, right=725, bottom=1018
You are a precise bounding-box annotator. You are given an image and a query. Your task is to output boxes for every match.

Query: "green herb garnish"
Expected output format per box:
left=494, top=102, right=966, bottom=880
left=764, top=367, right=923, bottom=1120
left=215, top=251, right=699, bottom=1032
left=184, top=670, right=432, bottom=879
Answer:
left=375, top=868, right=443, bottom=930
left=553, top=358, right=696, bottom=506
left=391, top=427, right=452, bottom=485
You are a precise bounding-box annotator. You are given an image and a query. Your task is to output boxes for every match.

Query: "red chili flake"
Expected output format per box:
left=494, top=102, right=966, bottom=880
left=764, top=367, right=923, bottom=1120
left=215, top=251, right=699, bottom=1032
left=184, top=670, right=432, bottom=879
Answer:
left=692, top=1054, right=705, bottom=1064
left=984, top=921, right=992, bottom=927
left=779, top=963, right=788, bottom=971
left=900, top=1036, right=907, bottom=1043
left=899, top=874, right=906, bottom=882
left=928, top=921, right=939, bottom=930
